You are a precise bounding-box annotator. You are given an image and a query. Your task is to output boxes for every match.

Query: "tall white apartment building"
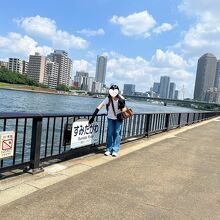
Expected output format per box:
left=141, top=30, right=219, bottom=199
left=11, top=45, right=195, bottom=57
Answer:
left=8, top=58, right=23, bottom=74
left=49, top=50, right=72, bottom=86
left=44, top=60, right=59, bottom=89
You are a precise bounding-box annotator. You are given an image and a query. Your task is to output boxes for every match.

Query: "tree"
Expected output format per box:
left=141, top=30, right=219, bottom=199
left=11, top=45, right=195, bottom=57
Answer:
left=56, top=84, right=70, bottom=91
left=0, top=69, right=39, bottom=86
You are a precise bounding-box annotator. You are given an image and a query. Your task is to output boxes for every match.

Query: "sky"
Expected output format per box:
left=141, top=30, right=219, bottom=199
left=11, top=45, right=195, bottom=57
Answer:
left=1, top=0, right=220, bottom=98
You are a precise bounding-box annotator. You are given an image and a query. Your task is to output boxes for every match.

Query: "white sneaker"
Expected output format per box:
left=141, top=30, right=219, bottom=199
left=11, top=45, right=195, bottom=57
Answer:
left=104, top=151, right=111, bottom=156
left=112, top=152, right=118, bottom=157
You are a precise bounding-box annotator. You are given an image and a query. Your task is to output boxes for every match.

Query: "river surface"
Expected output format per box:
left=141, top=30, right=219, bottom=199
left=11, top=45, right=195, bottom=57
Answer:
left=0, top=89, right=197, bottom=167
left=0, top=89, right=195, bottom=114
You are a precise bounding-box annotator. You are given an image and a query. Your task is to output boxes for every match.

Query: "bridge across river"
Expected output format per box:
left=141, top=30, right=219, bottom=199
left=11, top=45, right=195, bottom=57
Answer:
left=88, top=92, right=220, bottom=109
left=0, top=117, right=220, bottom=219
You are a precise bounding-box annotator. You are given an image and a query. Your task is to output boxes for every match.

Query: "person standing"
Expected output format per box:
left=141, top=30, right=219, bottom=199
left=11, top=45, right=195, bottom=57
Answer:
left=89, top=85, right=125, bottom=157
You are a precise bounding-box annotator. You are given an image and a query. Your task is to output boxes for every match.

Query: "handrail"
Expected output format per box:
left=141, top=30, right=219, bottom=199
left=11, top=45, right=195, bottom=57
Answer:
left=0, top=111, right=219, bottom=174
left=0, top=111, right=217, bottom=118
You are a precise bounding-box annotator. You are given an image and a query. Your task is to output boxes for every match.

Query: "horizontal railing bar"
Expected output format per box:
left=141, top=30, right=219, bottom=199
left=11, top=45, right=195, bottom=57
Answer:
left=0, top=112, right=106, bottom=119
left=0, top=111, right=218, bottom=119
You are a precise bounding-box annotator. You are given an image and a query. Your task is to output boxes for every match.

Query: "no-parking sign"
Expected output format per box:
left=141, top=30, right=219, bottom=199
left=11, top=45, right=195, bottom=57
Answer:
left=0, top=131, right=15, bottom=159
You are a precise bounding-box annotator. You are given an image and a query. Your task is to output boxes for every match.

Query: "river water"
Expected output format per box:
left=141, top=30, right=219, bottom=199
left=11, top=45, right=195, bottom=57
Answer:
left=0, top=89, right=195, bottom=114
left=0, top=89, right=197, bottom=167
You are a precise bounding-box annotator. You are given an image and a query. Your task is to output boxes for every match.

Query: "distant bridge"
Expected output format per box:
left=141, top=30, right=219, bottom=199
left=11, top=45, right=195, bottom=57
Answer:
left=88, top=92, right=220, bottom=110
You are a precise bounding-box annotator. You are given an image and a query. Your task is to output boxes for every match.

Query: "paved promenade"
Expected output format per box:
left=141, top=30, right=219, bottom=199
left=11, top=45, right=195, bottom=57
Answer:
left=0, top=117, right=220, bottom=219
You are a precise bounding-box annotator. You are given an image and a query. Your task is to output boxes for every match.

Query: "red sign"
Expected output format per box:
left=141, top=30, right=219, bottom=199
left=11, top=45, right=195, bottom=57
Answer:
left=2, top=139, right=13, bottom=150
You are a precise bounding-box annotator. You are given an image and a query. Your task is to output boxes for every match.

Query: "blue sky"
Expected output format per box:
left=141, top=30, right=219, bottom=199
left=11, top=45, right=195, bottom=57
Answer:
left=1, top=0, right=220, bottom=98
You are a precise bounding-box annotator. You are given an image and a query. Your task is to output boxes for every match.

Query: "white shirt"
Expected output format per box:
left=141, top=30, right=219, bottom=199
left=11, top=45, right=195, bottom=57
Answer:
left=102, top=97, right=122, bottom=120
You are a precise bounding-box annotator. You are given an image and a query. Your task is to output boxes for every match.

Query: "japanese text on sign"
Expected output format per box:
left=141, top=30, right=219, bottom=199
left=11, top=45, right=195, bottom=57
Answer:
left=73, top=124, right=99, bottom=136
left=71, top=120, right=100, bottom=149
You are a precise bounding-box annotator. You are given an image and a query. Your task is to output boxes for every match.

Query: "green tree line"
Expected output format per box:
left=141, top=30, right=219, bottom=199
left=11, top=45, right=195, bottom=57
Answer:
left=0, top=68, right=72, bottom=91
left=0, top=68, right=40, bottom=86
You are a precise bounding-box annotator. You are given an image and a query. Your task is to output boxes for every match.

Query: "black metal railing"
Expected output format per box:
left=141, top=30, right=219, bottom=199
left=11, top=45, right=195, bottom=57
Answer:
left=0, top=111, right=219, bottom=173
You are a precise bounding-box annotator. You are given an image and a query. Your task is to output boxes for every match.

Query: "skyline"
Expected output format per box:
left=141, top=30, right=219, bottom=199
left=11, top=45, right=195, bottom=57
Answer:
left=1, top=0, right=220, bottom=98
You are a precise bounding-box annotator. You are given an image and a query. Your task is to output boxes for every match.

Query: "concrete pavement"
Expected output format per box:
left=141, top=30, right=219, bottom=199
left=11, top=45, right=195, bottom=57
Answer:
left=0, top=117, right=220, bottom=219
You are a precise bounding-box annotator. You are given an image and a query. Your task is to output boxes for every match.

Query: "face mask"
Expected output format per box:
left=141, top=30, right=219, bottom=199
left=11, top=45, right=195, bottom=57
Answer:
left=109, top=89, right=119, bottom=97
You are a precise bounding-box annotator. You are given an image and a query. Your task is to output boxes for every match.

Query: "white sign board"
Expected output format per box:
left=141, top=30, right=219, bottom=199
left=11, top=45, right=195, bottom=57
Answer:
left=0, top=131, right=15, bottom=159
left=71, top=120, right=100, bottom=149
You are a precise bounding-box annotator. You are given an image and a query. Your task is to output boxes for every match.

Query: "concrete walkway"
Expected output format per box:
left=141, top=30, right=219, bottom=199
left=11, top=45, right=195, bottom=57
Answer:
left=0, top=118, right=220, bottom=219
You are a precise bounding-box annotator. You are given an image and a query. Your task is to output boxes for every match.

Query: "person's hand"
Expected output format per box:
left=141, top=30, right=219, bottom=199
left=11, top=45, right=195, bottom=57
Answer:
left=88, top=118, right=94, bottom=124
left=89, top=108, right=99, bottom=125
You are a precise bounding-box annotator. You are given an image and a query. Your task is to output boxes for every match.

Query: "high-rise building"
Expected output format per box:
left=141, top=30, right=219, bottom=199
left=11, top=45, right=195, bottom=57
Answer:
left=92, top=81, right=102, bottom=93
left=49, top=50, right=72, bottom=86
left=8, top=58, right=23, bottom=74
left=44, top=60, right=59, bottom=89
left=74, top=71, right=89, bottom=90
left=28, top=52, right=46, bottom=83
left=87, top=77, right=95, bottom=92
left=76, top=71, right=89, bottom=78
left=168, top=82, right=176, bottom=99
left=159, top=76, right=170, bottom=98
left=123, top=84, right=135, bottom=95
left=204, top=87, right=220, bottom=103
left=95, top=55, right=107, bottom=84
left=174, top=90, right=179, bottom=100
left=152, top=82, right=160, bottom=94
left=0, top=61, right=8, bottom=69
left=215, top=60, right=220, bottom=91
left=194, top=53, right=217, bottom=101
left=22, top=61, right=29, bottom=75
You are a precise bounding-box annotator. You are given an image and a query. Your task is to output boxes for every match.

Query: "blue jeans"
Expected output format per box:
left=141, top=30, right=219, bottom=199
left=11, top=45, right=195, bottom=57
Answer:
left=106, top=118, right=122, bottom=153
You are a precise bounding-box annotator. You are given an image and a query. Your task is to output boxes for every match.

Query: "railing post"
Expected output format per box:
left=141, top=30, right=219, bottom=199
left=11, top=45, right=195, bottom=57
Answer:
left=192, top=113, right=196, bottom=123
left=198, top=113, right=201, bottom=122
left=178, top=113, right=181, bottom=127
left=145, top=114, right=151, bottom=137
left=25, top=117, right=44, bottom=174
left=186, top=113, right=190, bottom=125
left=165, top=113, right=170, bottom=131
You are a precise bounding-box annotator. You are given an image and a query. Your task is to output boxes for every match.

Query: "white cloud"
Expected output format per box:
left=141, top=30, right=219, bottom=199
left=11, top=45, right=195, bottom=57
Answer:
left=0, top=32, right=53, bottom=59
left=16, top=15, right=88, bottom=50
left=151, top=49, right=188, bottom=68
left=178, top=0, right=220, bottom=22
left=109, top=10, right=156, bottom=37
left=76, top=28, right=105, bottom=37
left=109, top=10, right=174, bottom=37
left=0, top=57, right=9, bottom=62
left=86, top=51, right=97, bottom=59
left=72, top=59, right=95, bottom=77
left=177, top=0, right=220, bottom=57
left=153, top=23, right=174, bottom=34
left=15, top=15, right=56, bottom=38
left=106, top=51, right=193, bottom=97
left=52, top=30, right=89, bottom=50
